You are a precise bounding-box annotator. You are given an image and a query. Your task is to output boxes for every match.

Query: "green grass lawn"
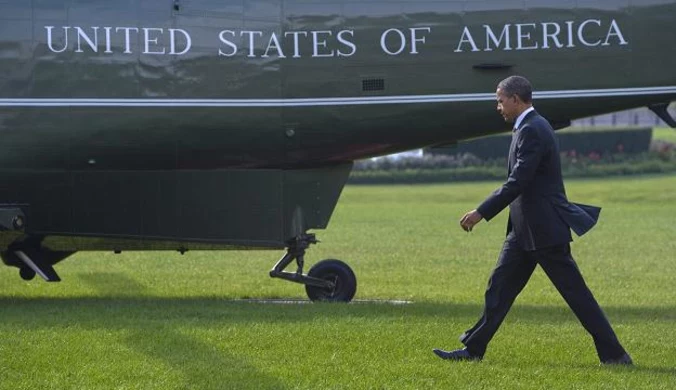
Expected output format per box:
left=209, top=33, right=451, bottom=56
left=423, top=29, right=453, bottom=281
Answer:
left=654, top=127, right=676, bottom=144
left=1, top=175, right=676, bottom=389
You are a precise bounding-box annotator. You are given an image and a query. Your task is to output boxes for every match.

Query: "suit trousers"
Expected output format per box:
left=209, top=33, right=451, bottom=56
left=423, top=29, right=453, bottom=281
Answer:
left=461, top=238, right=626, bottom=361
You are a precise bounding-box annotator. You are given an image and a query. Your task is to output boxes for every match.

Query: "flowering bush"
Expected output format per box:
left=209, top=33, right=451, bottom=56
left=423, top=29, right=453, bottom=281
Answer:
left=354, top=153, right=487, bottom=171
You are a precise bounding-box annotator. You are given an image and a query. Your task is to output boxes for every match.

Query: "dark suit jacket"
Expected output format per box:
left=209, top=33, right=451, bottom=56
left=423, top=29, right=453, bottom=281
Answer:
left=476, top=110, right=601, bottom=251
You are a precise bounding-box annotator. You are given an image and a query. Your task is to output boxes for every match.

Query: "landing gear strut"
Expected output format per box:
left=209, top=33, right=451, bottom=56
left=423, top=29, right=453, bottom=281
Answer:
left=269, top=233, right=357, bottom=302
left=1, top=241, right=74, bottom=282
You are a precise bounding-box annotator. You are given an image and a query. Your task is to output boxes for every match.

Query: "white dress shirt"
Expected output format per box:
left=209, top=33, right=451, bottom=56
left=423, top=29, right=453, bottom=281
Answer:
left=513, top=106, right=535, bottom=131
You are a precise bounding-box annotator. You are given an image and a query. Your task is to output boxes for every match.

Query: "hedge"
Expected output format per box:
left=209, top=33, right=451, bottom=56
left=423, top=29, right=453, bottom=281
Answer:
left=349, top=151, right=676, bottom=184
left=426, top=127, right=652, bottom=160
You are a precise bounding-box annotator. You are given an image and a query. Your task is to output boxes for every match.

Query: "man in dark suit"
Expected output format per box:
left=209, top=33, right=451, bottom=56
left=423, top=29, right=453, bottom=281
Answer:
left=433, top=76, right=632, bottom=365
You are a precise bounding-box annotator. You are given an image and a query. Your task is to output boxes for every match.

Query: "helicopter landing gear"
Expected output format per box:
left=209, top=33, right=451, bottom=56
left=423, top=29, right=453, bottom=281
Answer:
left=269, top=233, right=357, bottom=302
left=1, top=244, right=73, bottom=282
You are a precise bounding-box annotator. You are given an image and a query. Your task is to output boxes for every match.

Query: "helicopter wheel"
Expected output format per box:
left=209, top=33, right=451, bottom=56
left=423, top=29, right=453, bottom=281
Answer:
left=305, top=259, right=357, bottom=303
left=19, top=266, right=36, bottom=281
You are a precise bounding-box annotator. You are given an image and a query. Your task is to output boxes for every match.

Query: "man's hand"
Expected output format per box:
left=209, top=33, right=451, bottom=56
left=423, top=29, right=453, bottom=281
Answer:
left=460, top=209, right=483, bottom=232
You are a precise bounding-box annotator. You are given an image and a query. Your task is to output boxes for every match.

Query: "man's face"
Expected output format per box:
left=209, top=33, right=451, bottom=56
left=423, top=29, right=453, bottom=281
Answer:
left=496, top=88, right=520, bottom=123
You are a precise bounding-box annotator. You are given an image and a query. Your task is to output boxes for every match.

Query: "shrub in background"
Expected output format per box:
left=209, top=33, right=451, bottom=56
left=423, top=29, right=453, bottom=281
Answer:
left=349, top=139, right=676, bottom=184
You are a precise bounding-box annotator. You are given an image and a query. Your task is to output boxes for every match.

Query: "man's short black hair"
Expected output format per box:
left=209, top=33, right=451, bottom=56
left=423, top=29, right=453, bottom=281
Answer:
left=497, top=76, right=533, bottom=103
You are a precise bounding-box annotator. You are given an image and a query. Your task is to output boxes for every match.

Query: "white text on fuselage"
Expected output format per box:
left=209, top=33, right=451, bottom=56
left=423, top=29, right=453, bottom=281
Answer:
left=44, top=19, right=627, bottom=58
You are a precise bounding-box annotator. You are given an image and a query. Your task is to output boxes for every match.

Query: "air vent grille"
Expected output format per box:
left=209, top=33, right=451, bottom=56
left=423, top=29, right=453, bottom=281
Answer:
left=362, top=78, right=385, bottom=91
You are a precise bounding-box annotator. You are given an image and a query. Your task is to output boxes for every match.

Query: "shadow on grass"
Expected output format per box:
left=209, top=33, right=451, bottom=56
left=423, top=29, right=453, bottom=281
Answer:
left=1, top=272, right=674, bottom=326
left=77, top=272, right=149, bottom=296
left=125, top=328, right=287, bottom=390
left=75, top=272, right=288, bottom=389
left=2, top=295, right=676, bottom=381
left=0, top=295, right=674, bottom=328
left=0, top=272, right=674, bottom=384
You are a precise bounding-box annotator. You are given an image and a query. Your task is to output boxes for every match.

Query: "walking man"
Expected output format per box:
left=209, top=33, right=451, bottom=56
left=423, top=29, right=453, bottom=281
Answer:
left=433, top=76, right=632, bottom=365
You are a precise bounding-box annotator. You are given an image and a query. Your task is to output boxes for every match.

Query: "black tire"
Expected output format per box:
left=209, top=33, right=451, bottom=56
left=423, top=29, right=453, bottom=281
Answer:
left=19, top=266, right=36, bottom=281
left=305, top=259, right=357, bottom=303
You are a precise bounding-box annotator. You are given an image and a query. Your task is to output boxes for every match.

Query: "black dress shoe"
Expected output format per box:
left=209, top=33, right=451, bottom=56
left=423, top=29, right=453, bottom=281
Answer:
left=433, top=348, right=482, bottom=361
left=601, top=353, right=633, bottom=366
